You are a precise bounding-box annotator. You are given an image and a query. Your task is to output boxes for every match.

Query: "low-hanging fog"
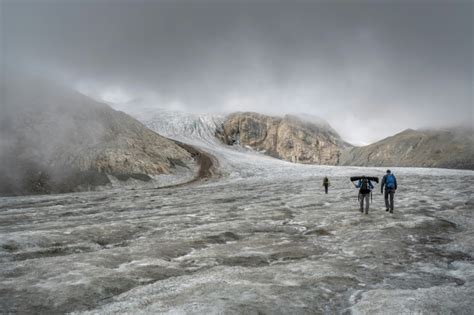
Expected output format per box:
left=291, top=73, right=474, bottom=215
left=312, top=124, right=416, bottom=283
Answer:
left=1, top=3, right=474, bottom=313
left=1, top=0, right=473, bottom=145
left=0, top=73, right=114, bottom=194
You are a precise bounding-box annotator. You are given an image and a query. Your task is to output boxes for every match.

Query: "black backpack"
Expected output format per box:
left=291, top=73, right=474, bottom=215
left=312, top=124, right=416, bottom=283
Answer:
left=360, top=178, right=370, bottom=194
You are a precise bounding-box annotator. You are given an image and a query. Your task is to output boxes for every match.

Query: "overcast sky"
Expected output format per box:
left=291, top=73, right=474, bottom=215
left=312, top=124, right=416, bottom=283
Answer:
left=2, top=0, right=472, bottom=145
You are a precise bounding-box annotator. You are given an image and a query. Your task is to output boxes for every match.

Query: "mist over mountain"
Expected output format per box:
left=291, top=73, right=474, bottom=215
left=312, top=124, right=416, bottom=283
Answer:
left=4, top=1, right=472, bottom=145
left=1, top=2, right=473, bottom=314
left=0, top=76, right=196, bottom=196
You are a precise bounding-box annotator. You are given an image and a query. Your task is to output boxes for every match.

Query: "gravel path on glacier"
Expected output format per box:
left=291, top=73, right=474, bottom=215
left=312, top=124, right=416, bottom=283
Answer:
left=1, top=165, right=473, bottom=314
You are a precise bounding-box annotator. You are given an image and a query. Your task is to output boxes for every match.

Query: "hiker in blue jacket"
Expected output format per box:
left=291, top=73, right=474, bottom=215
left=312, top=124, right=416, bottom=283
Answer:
left=381, top=170, right=397, bottom=213
left=353, top=176, right=375, bottom=214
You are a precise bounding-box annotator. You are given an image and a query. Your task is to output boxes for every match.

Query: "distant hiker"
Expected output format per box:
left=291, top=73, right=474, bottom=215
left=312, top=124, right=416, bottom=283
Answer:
left=381, top=169, right=397, bottom=213
left=351, top=176, right=376, bottom=214
left=322, top=177, right=330, bottom=194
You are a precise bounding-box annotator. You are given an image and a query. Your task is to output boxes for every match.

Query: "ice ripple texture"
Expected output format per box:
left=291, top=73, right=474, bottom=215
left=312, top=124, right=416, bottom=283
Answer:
left=1, top=109, right=473, bottom=314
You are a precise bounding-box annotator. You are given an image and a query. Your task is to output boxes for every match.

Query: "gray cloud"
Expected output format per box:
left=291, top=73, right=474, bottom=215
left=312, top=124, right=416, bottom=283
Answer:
left=2, top=0, right=472, bottom=144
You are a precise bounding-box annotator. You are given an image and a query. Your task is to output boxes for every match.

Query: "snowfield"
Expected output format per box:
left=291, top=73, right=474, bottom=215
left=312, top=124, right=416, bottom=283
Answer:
left=1, top=108, right=473, bottom=314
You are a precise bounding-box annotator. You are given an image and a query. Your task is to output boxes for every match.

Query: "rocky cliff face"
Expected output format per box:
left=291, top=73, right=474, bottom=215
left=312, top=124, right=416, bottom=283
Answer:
left=217, top=112, right=350, bottom=164
left=339, top=128, right=474, bottom=170
left=0, top=79, right=195, bottom=196
left=217, top=112, right=473, bottom=170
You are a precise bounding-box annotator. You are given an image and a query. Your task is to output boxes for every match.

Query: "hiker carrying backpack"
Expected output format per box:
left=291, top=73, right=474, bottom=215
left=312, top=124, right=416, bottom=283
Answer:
left=381, top=170, right=397, bottom=213
left=352, top=176, right=375, bottom=214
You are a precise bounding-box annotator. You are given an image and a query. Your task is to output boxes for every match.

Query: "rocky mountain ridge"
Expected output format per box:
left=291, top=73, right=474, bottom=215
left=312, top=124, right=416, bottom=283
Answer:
left=339, top=127, right=474, bottom=170
left=217, top=112, right=350, bottom=165
left=0, top=80, right=197, bottom=196
left=216, top=112, right=474, bottom=170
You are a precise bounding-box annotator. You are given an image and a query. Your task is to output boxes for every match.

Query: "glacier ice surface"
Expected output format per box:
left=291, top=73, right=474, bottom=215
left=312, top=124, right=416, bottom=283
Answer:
left=1, top=108, right=473, bottom=314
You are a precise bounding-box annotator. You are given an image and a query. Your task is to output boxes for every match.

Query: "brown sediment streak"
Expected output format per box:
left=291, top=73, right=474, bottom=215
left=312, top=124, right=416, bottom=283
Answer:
left=156, top=141, right=220, bottom=190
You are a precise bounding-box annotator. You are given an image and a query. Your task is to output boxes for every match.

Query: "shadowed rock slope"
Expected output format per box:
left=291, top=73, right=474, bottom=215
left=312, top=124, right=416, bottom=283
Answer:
left=0, top=80, right=195, bottom=196
left=217, top=112, right=351, bottom=165
left=339, top=128, right=474, bottom=170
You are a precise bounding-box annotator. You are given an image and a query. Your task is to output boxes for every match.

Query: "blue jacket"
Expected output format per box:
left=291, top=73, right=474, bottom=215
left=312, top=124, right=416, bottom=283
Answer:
left=381, top=173, right=397, bottom=192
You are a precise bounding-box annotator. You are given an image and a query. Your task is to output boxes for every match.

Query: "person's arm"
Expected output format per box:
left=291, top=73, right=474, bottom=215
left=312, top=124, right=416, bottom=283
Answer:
left=394, top=176, right=398, bottom=190
left=381, top=175, right=385, bottom=193
left=369, top=181, right=374, bottom=189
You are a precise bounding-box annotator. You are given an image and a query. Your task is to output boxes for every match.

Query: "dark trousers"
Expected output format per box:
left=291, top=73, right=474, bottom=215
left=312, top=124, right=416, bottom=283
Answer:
left=324, top=185, right=328, bottom=194
left=384, top=189, right=395, bottom=212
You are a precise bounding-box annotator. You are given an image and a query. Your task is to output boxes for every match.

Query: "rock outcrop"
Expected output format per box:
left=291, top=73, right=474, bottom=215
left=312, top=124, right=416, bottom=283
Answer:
left=217, top=112, right=350, bottom=164
left=0, top=79, right=195, bottom=196
left=217, top=112, right=473, bottom=170
left=339, top=128, right=474, bottom=170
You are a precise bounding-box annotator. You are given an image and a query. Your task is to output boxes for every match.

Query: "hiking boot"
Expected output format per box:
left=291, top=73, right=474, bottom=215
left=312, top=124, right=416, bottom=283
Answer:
left=386, top=208, right=389, bottom=212
left=360, top=208, right=363, bottom=213
left=389, top=210, right=393, bottom=214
